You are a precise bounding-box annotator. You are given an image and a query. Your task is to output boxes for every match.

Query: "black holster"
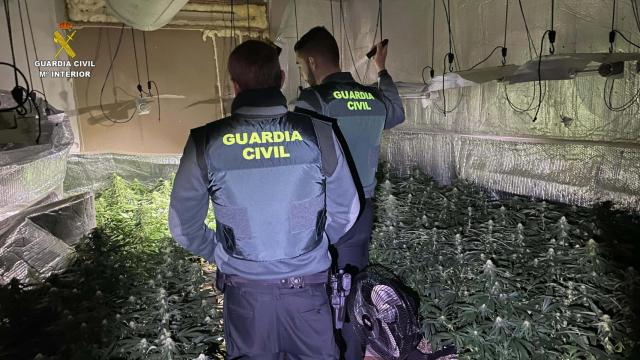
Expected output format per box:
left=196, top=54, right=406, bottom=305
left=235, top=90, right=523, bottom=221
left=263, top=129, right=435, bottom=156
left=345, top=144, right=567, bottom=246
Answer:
left=215, top=269, right=226, bottom=293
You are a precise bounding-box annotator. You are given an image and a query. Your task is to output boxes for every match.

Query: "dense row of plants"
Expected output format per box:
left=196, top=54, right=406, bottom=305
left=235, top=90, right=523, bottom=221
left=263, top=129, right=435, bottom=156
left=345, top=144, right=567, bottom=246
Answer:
left=1, top=168, right=638, bottom=359
left=0, top=176, right=222, bottom=360
left=370, top=163, right=640, bottom=359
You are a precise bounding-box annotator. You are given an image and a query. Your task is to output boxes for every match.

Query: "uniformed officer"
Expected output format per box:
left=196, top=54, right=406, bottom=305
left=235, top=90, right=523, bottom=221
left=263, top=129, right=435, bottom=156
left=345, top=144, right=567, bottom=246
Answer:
left=169, top=40, right=361, bottom=360
left=294, top=27, right=406, bottom=359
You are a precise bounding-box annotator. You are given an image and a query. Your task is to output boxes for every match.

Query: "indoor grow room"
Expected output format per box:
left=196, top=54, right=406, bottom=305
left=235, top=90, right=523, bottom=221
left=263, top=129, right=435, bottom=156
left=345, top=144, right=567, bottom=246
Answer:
left=1, top=0, right=639, bottom=359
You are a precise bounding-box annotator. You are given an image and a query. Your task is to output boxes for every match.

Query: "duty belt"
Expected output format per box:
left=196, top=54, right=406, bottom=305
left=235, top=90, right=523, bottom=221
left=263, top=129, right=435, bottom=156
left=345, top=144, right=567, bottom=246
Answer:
left=218, top=270, right=329, bottom=289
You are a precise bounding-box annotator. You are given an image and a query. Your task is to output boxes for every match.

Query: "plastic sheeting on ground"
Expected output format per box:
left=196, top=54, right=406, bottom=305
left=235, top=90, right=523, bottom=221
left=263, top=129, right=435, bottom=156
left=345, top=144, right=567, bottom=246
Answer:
left=0, top=192, right=95, bottom=285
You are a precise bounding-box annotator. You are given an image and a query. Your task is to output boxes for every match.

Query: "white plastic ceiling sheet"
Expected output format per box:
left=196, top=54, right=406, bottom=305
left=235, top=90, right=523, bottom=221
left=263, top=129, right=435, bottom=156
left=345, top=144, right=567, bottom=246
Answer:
left=336, top=0, right=640, bottom=210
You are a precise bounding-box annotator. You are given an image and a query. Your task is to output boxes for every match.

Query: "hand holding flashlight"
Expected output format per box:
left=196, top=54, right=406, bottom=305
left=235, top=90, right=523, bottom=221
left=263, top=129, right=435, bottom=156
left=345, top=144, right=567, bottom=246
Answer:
left=367, top=39, right=389, bottom=72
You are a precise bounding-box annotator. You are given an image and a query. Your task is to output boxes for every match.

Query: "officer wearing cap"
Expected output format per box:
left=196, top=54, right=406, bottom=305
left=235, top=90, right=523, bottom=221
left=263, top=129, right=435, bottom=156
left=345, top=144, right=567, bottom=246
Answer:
left=294, top=27, right=405, bottom=359
left=169, top=39, right=361, bottom=359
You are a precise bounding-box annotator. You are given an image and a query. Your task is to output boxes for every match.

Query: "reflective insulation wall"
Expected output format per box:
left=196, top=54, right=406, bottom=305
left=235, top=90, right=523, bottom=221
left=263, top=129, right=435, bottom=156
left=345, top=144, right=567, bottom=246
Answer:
left=0, top=104, right=74, bottom=222
left=338, top=0, right=640, bottom=211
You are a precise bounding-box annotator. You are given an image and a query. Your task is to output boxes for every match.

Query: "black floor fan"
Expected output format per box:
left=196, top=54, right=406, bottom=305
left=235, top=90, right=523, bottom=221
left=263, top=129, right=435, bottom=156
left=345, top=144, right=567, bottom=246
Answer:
left=346, top=265, right=457, bottom=360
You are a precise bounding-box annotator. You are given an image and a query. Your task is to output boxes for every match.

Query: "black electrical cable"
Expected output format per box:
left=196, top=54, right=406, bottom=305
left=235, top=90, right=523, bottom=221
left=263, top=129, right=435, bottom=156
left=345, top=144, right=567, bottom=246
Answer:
left=293, top=0, right=299, bottom=41
left=294, top=0, right=302, bottom=89
left=99, top=24, right=136, bottom=124
left=603, top=77, right=640, bottom=112
left=4, top=0, right=18, bottom=87
left=504, top=81, right=544, bottom=113
left=364, top=0, right=382, bottom=84
left=466, top=46, right=505, bottom=71
left=549, top=0, right=556, bottom=54
left=420, top=0, right=436, bottom=82
left=518, top=0, right=537, bottom=59
left=150, top=80, right=161, bottom=122
left=339, top=0, right=362, bottom=82
left=17, top=0, right=42, bottom=143
left=131, top=28, right=144, bottom=97
left=436, top=53, right=462, bottom=116
left=0, top=62, right=29, bottom=113
left=267, top=0, right=271, bottom=36
left=614, top=30, right=640, bottom=48
left=246, top=0, right=250, bottom=37
left=378, top=0, right=383, bottom=43
left=442, top=0, right=454, bottom=72
left=2, top=0, right=29, bottom=115
left=142, top=31, right=152, bottom=95
left=431, top=0, right=435, bottom=70
left=231, top=0, right=236, bottom=47
left=17, top=1, right=33, bottom=92
left=609, top=0, right=617, bottom=52
left=532, top=30, right=551, bottom=122
left=632, top=0, right=640, bottom=33
left=502, top=0, right=509, bottom=64
left=24, top=0, right=46, bottom=101
left=329, top=0, right=334, bottom=35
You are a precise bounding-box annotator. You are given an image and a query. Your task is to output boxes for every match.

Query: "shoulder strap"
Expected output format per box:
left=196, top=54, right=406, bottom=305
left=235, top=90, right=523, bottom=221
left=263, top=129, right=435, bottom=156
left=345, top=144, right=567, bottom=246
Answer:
left=290, top=109, right=338, bottom=177
left=190, top=125, right=209, bottom=183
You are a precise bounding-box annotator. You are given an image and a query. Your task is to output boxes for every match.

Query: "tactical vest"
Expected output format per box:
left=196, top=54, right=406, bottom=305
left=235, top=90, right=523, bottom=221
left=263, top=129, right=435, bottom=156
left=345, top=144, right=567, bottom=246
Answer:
left=190, top=112, right=337, bottom=262
left=306, top=82, right=387, bottom=197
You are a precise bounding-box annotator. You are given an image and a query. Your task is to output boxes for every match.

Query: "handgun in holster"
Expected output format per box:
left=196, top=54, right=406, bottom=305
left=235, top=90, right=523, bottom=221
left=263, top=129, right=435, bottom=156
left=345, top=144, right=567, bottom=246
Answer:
left=215, top=269, right=226, bottom=293
left=330, top=269, right=351, bottom=329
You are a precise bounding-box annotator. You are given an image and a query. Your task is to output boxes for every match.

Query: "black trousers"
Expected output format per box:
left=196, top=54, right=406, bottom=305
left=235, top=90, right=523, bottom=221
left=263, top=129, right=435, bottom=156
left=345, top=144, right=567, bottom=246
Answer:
left=223, top=282, right=338, bottom=360
left=331, top=198, right=375, bottom=360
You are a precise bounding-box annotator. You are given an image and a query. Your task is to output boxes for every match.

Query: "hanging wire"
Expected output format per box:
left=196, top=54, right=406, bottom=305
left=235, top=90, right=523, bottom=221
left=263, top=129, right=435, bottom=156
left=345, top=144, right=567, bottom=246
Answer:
left=2, top=0, right=30, bottom=115
left=141, top=31, right=159, bottom=121
left=17, top=1, right=33, bottom=92
left=549, top=0, right=556, bottom=54
left=378, top=0, right=383, bottom=43
left=246, top=0, right=250, bottom=38
left=293, top=0, right=299, bottom=41
left=329, top=0, right=335, bottom=35
left=610, top=0, right=617, bottom=52
left=267, top=0, right=271, bottom=37
left=142, top=31, right=151, bottom=95
left=465, top=0, right=510, bottom=71
left=131, top=28, right=144, bottom=97
left=632, top=0, right=640, bottom=33
left=421, top=0, right=436, bottom=83
left=339, top=0, right=361, bottom=82
left=502, top=0, right=509, bottom=64
left=364, top=0, right=382, bottom=84
left=231, top=0, right=236, bottom=47
left=99, top=24, right=136, bottom=124
left=604, top=77, right=640, bottom=112
left=532, top=30, right=551, bottom=121
left=503, top=0, right=541, bottom=114
left=4, top=0, right=19, bottom=88
left=293, top=0, right=301, bottom=89
left=23, top=0, right=46, bottom=100
left=518, top=0, right=537, bottom=59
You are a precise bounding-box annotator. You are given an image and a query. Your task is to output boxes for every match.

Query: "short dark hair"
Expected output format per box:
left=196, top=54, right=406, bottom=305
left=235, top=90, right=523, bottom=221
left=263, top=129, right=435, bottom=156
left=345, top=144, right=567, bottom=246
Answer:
left=228, top=40, right=282, bottom=90
left=294, top=26, right=339, bottom=66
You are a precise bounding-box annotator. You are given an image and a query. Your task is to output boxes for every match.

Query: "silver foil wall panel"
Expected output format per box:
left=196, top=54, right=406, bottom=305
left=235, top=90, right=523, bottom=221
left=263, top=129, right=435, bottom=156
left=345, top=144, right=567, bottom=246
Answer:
left=64, top=153, right=181, bottom=195
left=0, top=107, right=74, bottom=222
left=382, top=131, right=640, bottom=211
left=0, top=192, right=95, bottom=285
